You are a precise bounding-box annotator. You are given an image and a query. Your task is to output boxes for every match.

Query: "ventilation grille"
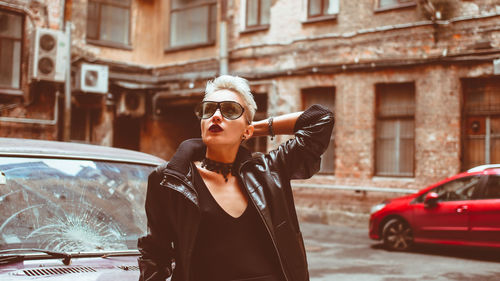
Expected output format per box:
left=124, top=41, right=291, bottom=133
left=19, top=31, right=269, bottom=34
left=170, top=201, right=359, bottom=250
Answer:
left=23, top=266, right=97, bottom=276
left=117, top=265, right=139, bottom=271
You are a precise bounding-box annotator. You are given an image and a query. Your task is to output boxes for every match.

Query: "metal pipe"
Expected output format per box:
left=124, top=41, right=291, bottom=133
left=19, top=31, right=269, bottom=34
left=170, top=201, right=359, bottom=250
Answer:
left=219, top=21, right=228, bottom=75
left=219, top=0, right=228, bottom=75
left=63, top=21, right=72, bottom=141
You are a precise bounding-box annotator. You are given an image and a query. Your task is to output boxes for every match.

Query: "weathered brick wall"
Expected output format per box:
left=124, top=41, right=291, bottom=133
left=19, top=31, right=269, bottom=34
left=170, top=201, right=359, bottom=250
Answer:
left=264, top=64, right=465, bottom=186
left=246, top=62, right=494, bottom=226
left=0, top=0, right=64, bottom=139
left=70, top=0, right=218, bottom=67
left=230, top=0, right=422, bottom=48
left=229, top=0, right=500, bottom=79
left=415, top=65, right=462, bottom=182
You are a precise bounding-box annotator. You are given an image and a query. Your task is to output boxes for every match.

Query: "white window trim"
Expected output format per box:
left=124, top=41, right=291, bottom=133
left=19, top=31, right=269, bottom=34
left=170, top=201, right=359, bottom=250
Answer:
left=240, top=0, right=271, bottom=33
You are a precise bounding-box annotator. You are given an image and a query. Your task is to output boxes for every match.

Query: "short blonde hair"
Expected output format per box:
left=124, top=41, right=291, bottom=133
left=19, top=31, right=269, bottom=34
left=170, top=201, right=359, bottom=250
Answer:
left=204, top=75, right=257, bottom=123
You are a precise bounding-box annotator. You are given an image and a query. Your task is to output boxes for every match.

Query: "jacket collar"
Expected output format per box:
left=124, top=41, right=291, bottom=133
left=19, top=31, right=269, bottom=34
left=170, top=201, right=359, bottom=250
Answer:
left=166, top=138, right=253, bottom=177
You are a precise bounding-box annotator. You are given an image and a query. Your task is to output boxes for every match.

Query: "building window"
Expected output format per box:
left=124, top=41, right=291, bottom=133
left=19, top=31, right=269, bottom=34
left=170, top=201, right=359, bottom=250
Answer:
left=375, top=83, right=415, bottom=177
left=307, top=0, right=339, bottom=20
left=462, top=78, right=500, bottom=171
left=87, top=0, right=131, bottom=48
left=302, top=87, right=335, bottom=174
left=246, top=0, right=270, bottom=29
left=0, top=10, right=23, bottom=89
left=168, top=0, right=216, bottom=50
left=376, top=0, right=416, bottom=11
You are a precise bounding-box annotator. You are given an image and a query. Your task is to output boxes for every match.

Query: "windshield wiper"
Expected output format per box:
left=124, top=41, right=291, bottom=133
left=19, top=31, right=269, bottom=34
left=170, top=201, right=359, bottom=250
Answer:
left=0, top=248, right=72, bottom=265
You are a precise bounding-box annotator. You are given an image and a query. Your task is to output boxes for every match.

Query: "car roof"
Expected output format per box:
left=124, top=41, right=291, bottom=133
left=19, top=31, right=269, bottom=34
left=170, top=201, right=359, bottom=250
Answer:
left=467, top=164, right=500, bottom=173
left=416, top=166, right=500, bottom=195
left=0, top=137, right=165, bottom=166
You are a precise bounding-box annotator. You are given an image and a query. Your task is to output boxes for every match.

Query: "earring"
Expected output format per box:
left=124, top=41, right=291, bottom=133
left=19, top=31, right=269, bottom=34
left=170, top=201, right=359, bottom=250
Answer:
left=242, top=135, right=246, bottom=140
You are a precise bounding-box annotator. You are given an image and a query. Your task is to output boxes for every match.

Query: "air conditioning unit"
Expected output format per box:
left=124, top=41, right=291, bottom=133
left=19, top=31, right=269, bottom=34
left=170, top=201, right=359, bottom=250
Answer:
left=117, top=92, right=145, bottom=117
left=74, top=63, right=109, bottom=94
left=32, top=27, right=69, bottom=82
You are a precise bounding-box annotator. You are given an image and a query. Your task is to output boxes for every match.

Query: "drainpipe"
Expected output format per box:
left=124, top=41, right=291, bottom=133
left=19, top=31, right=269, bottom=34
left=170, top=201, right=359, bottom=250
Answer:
left=219, top=0, right=228, bottom=75
left=63, top=21, right=72, bottom=141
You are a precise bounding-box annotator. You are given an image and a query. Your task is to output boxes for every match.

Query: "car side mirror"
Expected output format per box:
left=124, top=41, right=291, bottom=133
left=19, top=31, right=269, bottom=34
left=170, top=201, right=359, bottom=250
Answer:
left=424, top=192, right=439, bottom=208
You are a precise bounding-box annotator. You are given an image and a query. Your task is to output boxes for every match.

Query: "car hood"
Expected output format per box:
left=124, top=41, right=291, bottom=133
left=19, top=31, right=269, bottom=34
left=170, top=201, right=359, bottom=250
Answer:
left=393, top=193, right=417, bottom=202
left=385, top=193, right=416, bottom=204
left=381, top=193, right=418, bottom=210
left=0, top=255, right=139, bottom=281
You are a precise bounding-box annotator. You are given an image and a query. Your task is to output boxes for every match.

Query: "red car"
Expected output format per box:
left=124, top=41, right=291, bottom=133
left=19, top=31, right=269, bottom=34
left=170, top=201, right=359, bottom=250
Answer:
left=369, top=165, right=500, bottom=251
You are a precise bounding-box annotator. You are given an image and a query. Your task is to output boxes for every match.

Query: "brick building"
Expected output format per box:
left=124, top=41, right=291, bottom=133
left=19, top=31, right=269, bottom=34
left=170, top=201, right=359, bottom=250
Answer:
left=1, top=0, right=499, bottom=223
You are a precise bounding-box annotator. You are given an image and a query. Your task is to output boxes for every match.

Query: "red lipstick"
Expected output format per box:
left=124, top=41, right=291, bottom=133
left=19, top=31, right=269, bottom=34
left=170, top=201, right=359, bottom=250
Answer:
left=208, top=124, right=223, bottom=133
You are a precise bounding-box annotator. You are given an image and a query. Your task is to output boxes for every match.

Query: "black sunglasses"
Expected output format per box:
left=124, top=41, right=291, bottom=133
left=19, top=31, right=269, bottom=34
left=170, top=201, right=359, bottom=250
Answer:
left=194, top=101, right=246, bottom=121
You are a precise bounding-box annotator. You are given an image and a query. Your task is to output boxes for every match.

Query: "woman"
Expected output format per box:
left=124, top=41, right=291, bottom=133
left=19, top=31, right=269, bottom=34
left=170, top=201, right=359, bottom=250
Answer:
left=138, top=75, right=334, bottom=281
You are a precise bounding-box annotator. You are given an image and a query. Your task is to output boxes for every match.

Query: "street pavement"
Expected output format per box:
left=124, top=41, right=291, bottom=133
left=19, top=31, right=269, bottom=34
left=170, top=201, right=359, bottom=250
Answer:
left=300, top=222, right=500, bottom=281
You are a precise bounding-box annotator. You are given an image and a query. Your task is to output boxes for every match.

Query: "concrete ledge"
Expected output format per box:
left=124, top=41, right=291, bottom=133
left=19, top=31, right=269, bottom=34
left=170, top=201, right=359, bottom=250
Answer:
left=292, top=183, right=418, bottom=194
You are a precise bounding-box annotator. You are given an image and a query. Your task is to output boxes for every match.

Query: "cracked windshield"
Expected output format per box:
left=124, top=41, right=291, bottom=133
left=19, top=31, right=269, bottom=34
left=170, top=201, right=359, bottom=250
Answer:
left=0, top=157, right=153, bottom=252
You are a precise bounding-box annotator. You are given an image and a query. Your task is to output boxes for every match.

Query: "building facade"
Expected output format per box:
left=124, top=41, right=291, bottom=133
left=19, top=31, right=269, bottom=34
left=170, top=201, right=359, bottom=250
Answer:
left=1, top=0, right=499, bottom=223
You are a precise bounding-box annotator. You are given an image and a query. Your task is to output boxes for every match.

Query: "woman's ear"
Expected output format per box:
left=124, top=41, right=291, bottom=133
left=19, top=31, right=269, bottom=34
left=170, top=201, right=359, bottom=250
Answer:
left=243, top=124, right=254, bottom=140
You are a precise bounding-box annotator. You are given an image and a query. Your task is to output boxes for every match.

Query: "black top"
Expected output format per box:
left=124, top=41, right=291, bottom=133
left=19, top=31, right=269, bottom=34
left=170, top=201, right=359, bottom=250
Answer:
left=190, top=166, right=283, bottom=281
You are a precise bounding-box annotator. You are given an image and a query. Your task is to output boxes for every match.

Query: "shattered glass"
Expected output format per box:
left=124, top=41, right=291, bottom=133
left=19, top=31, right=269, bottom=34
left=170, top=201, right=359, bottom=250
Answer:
left=0, top=157, right=153, bottom=252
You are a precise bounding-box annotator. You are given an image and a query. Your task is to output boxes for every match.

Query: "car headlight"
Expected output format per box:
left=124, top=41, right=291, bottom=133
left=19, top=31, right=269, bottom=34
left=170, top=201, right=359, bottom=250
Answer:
left=370, top=202, right=387, bottom=214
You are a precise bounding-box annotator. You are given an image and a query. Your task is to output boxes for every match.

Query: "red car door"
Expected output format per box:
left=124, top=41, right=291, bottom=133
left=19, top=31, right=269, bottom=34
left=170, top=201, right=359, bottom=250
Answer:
left=412, top=176, right=482, bottom=244
left=413, top=200, right=470, bottom=243
left=468, top=174, right=500, bottom=247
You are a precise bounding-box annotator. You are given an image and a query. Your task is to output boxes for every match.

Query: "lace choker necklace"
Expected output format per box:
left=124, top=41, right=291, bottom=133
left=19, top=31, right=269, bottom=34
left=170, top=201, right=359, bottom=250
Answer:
left=201, top=157, right=236, bottom=182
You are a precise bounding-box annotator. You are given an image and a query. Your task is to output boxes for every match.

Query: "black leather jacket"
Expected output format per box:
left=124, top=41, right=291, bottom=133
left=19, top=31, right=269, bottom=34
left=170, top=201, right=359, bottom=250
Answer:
left=138, top=105, right=334, bottom=281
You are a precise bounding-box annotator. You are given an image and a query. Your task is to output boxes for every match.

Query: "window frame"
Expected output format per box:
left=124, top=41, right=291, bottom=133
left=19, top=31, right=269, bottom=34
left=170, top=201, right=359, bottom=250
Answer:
left=86, top=0, right=132, bottom=50
left=461, top=78, right=500, bottom=171
left=166, top=0, right=217, bottom=52
left=374, top=0, right=416, bottom=13
left=0, top=9, right=24, bottom=93
left=303, top=0, right=338, bottom=24
left=375, top=83, right=416, bottom=178
left=241, top=0, right=270, bottom=34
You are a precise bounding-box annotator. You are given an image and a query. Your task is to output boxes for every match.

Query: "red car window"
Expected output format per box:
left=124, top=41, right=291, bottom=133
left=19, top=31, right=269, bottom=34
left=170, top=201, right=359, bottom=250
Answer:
left=416, top=176, right=482, bottom=203
left=482, top=175, right=500, bottom=199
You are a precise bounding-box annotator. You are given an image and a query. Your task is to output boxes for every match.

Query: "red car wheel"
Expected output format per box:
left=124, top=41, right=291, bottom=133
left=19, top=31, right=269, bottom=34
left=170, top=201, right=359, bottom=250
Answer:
left=382, top=218, right=414, bottom=251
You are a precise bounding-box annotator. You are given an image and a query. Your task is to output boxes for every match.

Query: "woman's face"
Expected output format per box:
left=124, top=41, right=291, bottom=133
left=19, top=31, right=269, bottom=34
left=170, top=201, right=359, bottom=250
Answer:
left=200, top=89, right=253, bottom=148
